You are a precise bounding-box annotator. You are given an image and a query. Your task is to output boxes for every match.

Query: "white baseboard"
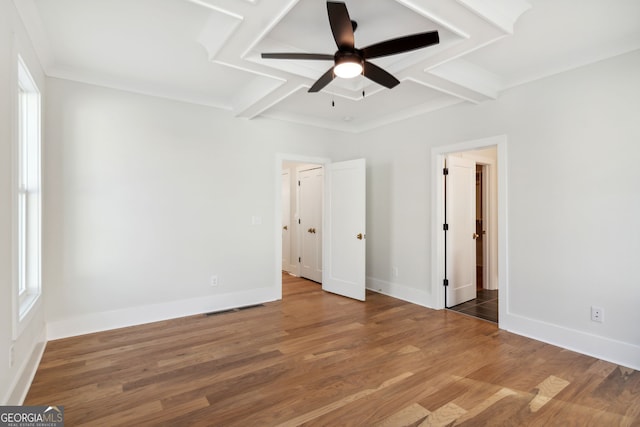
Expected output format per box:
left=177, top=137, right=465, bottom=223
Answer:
left=286, top=264, right=298, bottom=275
left=47, top=287, right=279, bottom=340
left=502, top=313, right=640, bottom=371
left=366, top=277, right=431, bottom=307
left=5, top=330, right=47, bottom=405
left=366, top=276, right=639, bottom=370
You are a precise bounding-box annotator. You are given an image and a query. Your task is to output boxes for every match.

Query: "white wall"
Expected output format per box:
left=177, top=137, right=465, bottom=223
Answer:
left=0, top=0, right=47, bottom=404
left=6, top=17, right=638, bottom=404
left=328, top=49, right=640, bottom=369
left=43, top=78, right=344, bottom=338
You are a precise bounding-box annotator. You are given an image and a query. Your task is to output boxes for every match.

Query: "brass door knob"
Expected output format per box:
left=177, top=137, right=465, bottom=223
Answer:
left=283, top=225, right=288, bottom=230
left=356, top=233, right=364, bottom=240
left=473, top=233, right=480, bottom=240
left=308, top=228, right=314, bottom=233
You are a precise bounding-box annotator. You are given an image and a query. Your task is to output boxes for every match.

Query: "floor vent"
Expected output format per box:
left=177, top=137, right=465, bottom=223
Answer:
left=204, top=309, right=236, bottom=316
left=237, top=304, right=264, bottom=311
left=205, top=304, right=265, bottom=317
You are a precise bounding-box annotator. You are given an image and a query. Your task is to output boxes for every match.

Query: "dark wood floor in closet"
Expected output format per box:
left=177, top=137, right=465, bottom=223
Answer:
left=448, top=288, right=499, bottom=323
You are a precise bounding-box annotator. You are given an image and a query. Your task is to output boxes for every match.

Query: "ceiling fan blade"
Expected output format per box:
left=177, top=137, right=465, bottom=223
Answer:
left=308, top=67, right=335, bottom=92
left=361, top=31, right=439, bottom=59
left=261, top=53, right=334, bottom=61
left=363, top=61, right=400, bottom=89
left=327, top=1, right=354, bottom=50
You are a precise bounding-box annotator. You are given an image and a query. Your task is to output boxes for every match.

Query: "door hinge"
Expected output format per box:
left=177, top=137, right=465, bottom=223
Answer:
left=298, top=180, right=301, bottom=186
left=298, top=219, right=301, bottom=224
left=443, top=223, right=449, bottom=231
left=298, top=257, right=301, bottom=263
left=443, top=168, right=449, bottom=175
left=443, top=279, right=449, bottom=287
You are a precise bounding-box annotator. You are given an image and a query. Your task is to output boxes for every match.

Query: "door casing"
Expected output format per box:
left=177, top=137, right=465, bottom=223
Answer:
left=281, top=170, right=291, bottom=272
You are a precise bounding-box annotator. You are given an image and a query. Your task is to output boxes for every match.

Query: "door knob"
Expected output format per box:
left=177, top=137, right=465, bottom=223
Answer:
left=312, top=228, right=316, bottom=234
left=356, top=233, right=364, bottom=240
left=308, top=228, right=314, bottom=233
left=473, top=233, right=480, bottom=240
left=283, top=225, right=288, bottom=230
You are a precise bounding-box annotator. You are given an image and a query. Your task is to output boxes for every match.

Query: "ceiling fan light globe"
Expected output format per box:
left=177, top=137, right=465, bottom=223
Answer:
left=334, top=61, right=362, bottom=78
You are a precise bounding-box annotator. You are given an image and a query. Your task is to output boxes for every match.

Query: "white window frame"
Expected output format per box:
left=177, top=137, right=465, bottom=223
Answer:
left=13, top=54, right=42, bottom=338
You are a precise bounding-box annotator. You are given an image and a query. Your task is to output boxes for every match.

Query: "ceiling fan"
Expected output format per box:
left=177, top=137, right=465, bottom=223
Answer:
left=261, top=1, right=439, bottom=93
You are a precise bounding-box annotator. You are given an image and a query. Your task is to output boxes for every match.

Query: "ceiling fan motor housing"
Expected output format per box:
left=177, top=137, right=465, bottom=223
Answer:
left=261, top=1, right=439, bottom=91
left=334, top=51, right=364, bottom=78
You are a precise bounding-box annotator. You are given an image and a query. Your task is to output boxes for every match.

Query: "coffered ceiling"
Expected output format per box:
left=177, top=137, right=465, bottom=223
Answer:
left=14, top=0, right=640, bottom=132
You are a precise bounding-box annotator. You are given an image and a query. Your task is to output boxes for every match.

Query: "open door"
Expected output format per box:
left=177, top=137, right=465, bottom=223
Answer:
left=445, top=155, right=477, bottom=307
left=322, top=159, right=366, bottom=301
left=282, top=170, right=291, bottom=272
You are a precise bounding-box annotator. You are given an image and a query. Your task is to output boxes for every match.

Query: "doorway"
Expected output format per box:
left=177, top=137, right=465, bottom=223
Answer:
left=443, top=148, right=497, bottom=322
left=446, top=156, right=497, bottom=322
left=431, top=136, right=507, bottom=325
left=275, top=154, right=367, bottom=302
left=475, top=165, right=485, bottom=291
left=282, top=162, right=323, bottom=283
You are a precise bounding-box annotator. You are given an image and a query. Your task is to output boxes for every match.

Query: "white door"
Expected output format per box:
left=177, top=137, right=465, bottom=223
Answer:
left=282, top=170, right=291, bottom=272
left=446, top=155, right=477, bottom=307
left=299, top=167, right=323, bottom=282
left=322, top=159, right=366, bottom=301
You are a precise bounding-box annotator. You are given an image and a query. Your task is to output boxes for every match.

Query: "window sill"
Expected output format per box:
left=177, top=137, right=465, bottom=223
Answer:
left=15, top=291, right=41, bottom=339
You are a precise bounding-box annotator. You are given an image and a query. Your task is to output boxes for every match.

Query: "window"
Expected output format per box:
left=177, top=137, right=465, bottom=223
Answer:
left=15, top=55, right=41, bottom=323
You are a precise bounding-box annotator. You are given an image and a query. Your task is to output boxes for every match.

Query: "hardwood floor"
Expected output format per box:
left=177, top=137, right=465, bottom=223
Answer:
left=26, top=274, right=640, bottom=426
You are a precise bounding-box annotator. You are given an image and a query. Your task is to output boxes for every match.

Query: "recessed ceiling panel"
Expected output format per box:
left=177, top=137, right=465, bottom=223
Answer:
left=262, top=80, right=458, bottom=129
left=23, top=0, right=638, bottom=131
left=254, top=0, right=460, bottom=85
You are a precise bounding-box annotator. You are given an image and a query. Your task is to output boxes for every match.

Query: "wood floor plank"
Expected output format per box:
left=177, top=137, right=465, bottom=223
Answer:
left=276, top=372, right=415, bottom=427
left=24, top=273, right=640, bottom=425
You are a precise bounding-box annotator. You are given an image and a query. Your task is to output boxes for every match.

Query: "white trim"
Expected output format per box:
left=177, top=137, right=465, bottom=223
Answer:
left=367, top=277, right=430, bottom=307
left=280, top=169, right=292, bottom=274
left=12, top=47, right=43, bottom=339
left=3, top=330, right=46, bottom=405
left=10, top=32, right=19, bottom=340
left=46, top=288, right=278, bottom=341
left=496, top=140, right=509, bottom=326
left=430, top=135, right=508, bottom=312
left=503, top=314, right=640, bottom=372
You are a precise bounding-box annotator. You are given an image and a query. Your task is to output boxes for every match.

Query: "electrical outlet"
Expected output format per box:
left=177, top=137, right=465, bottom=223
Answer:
left=210, top=275, right=218, bottom=287
left=392, top=267, right=399, bottom=278
left=591, top=306, right=604, bottom=323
